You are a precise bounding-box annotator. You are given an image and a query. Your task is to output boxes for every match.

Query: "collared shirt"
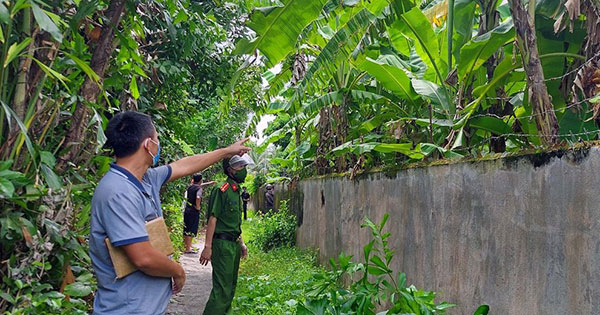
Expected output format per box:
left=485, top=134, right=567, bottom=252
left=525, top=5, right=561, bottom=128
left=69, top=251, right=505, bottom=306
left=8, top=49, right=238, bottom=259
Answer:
left=89, top=163, right=172, bottom=315
left=207, top=177, right=242, bottom=236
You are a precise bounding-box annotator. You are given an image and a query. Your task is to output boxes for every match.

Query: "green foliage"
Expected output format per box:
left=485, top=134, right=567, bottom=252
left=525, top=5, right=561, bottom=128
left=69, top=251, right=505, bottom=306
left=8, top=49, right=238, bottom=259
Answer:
left=233, top=210, right=322, bottom=315
left=0, top=0, right=261, bottom=313
left=239, top=0, right=598, bottom=180
left=234, top=0, right=328, bottom=66
left=249, top=200, right=297, bottom=252
left=298, top=214, right=489, bottom=315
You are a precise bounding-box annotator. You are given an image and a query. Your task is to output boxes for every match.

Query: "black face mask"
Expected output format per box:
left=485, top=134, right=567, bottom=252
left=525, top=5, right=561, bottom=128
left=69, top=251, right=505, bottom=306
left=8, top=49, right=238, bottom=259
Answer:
left=230, top=168, right=247, bottom=183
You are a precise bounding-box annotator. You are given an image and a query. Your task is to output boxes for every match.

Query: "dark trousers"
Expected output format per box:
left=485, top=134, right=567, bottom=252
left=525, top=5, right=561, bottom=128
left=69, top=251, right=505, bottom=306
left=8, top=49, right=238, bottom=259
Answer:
left=242, top=202, right=247, bottom=220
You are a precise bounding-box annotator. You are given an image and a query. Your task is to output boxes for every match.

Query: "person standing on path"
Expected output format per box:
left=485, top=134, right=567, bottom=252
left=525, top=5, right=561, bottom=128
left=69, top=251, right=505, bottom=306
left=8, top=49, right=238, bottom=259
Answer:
left=199, top=154, right=253, bottom=314
left=241, top=187, right=250, bottom=220
left=183, top=173, right=216, bottom=254
left=265, top=184, right=274, bottom=214
left=89, top=111, right=250, bottom=315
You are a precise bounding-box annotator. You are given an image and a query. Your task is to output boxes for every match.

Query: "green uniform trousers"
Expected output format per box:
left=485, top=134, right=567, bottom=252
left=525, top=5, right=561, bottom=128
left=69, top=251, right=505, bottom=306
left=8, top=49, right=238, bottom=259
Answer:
left=203, top=238, right=241, bottom=315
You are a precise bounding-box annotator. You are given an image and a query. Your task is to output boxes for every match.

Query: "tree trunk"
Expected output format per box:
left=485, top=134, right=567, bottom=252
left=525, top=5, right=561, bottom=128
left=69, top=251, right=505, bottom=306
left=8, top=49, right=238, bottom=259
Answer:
left=571, top=0, right=600, bottom=128
left=509, top=0, right=560, bottom=145
left=316, top=107, right=333, bottom=175
left=332, top=100, right=349, bottom=173
left=58, top=0, right=127, bottom=170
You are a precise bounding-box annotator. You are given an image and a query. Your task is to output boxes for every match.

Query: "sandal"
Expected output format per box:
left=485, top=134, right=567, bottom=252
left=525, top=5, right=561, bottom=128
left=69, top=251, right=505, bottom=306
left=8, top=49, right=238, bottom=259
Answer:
left=184, top=250, right=198, bottom=254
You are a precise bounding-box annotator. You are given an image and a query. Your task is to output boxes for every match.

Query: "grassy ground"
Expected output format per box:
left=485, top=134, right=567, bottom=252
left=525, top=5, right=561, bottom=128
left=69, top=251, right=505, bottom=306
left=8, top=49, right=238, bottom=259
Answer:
left=232, top=210, right=323, bottom=315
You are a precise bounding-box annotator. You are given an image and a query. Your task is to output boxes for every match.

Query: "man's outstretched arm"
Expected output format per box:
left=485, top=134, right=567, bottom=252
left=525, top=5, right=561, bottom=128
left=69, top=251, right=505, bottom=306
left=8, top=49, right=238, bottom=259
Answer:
left=168, top=138, right=250, bottom=183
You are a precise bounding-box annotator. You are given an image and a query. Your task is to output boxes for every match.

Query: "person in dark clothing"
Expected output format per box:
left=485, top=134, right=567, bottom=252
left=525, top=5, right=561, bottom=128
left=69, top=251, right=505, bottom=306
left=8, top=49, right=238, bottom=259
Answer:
left=265, top=184, right=274, bottom=214
left=183, top=173, right=215, bottom=254
left=241, top=187, right=250, bottom=220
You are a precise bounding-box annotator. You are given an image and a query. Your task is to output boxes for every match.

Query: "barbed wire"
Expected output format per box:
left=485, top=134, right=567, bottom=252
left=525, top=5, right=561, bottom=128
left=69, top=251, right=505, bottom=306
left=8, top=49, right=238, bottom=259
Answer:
left=445, top=129, right=599, bottom=155
left=466, top=94, right=597, bottom=121
left=543, top=50, right=600, bottom=82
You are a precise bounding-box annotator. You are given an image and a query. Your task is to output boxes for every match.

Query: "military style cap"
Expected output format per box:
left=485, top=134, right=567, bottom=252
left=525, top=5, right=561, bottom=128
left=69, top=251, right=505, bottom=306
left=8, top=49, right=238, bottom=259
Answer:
left=229, top=154, right=255, bottom=169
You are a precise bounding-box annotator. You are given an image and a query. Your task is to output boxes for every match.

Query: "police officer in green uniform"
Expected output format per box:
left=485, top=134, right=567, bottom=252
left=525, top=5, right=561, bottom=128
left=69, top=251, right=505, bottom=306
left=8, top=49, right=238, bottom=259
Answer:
left=199, top=154, right=253, bottom=314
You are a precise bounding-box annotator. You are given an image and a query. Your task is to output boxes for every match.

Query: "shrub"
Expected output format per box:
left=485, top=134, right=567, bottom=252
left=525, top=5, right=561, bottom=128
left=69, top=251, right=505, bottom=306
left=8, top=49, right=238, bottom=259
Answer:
left=298, top=214, right=491, bottom=315
left=250, top=200, right=296, bottom=252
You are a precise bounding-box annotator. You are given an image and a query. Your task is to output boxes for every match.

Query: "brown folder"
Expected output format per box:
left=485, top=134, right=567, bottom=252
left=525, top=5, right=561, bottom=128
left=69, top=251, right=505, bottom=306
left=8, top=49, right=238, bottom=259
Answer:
left=105, top=217, right=175, bottom=279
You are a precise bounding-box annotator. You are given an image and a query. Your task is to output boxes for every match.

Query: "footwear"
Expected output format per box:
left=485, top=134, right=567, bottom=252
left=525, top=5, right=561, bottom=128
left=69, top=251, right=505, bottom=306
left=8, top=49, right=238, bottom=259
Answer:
left=184, top=250, right=198, bottom=254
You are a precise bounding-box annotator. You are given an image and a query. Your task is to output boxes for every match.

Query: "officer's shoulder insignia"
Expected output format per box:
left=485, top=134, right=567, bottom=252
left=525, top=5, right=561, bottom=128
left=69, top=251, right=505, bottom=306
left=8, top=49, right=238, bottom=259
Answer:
left=219, top=182, right=230, bottom=192
left=232, top=184, right=238, bottom=192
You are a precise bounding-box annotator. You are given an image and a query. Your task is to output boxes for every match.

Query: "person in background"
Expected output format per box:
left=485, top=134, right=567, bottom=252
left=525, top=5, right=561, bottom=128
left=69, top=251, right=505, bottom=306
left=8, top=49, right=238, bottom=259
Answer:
left=199, top=155, right=253, bottom=314
left=183, top=173, right=216, bottom=254
left=89, top=111, right=249, bottom=315
left=265, top=184, right=274, bottom=214
left=241, top=187, right=250, bottom=220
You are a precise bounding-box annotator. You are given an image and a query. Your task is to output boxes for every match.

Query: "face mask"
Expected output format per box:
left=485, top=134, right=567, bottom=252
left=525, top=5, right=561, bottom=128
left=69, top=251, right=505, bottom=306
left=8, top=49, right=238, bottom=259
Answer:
left=147, top=139, right=161, bottom=166
left=231, top=168, right=247, bottom=183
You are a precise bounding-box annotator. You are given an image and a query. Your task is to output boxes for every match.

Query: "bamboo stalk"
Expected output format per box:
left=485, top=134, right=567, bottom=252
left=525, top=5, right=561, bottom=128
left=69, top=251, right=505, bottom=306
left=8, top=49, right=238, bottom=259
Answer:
left=13, top=8, right=31, bottom=122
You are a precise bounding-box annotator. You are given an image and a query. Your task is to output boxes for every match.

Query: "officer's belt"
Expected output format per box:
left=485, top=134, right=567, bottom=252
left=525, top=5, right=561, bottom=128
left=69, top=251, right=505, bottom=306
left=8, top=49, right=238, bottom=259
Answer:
left=214, top=233, right=240, bottom=242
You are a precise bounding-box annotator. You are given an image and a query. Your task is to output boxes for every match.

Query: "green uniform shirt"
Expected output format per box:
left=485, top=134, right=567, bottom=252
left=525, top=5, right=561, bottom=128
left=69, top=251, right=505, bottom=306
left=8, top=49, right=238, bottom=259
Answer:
left=207, top=177, right=242, bottom=236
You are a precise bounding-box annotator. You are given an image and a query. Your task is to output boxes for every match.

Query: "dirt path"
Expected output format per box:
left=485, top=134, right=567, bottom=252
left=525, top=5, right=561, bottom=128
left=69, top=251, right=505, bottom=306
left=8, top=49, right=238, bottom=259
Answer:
left=167, top=234, right=212, bottom=315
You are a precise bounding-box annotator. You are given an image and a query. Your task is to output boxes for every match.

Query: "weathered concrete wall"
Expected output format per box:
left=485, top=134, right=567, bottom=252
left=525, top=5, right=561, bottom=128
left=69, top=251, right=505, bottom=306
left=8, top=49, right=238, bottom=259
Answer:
left=294, top=147, right=600, bottom=314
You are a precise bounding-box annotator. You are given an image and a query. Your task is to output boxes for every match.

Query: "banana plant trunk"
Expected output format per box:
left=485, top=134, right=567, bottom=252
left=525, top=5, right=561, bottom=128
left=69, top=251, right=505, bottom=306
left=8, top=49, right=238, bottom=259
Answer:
left=58, top=0, right=127, bottom=170
left=479, top=0, right=509, bottom=152
left=316, top=107, right=333, bottom=175
left=509, top=0, right=559, bottom=145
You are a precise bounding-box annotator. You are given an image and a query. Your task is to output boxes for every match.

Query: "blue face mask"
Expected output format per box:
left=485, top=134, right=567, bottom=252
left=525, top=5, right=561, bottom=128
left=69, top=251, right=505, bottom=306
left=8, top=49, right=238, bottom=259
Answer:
left=148, top=139, right=161, bottom=166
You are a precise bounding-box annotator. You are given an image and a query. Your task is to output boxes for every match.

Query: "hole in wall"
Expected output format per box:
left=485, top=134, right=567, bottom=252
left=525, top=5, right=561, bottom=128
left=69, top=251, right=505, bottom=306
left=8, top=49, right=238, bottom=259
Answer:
left=321, top=189, right=325, bottom=206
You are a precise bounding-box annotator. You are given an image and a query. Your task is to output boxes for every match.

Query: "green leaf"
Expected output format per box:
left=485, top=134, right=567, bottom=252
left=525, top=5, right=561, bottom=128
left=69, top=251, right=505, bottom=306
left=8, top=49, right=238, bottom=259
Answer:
left=11, top=0, right=30, bottom=17
left=367, top=265, right=388, bottom=275
left=358, top=57, right=415, bottom=100
left=437, top=302, right=457, bottom=310
left=0, top=160, right=12, bottom=171
left=389, top=7, right=444, bottom=81
left=457, top=19, right=514, bottom=80
left=474, top=304, right=490, bottom=315
left=0, top=292, right=15, bottom=304
left=374, top=143, right=424, bottom=159
left=370, top=255, right=389, bottom=271
left=0, top=101, right=36, bottom=167
left=27, top=55, right=70, bottom=90
left=40, top=164, right=61, bottom=190
left=450, top=0, right=477, bottom=64
left=40, top=151, right=56, bottom=167
left=91, top=109, right=107, bottom=153
left=64, top=282, right=92, bottom=297
left=0, top=2, right=9, bottom=24
left=412, top=79, right=451, bottom=115
left=65, top=53, right=100, bottom=82
left=31, top=2, right=63, bottom=42
left=0, top=177, right=15, bottom=198
left=469, top=117, right=513, bottom=135
left=363, top=0, right=390, bottom=15
left=4, top=38, right=32, bottom=68
left=296, top=9, right=377, bottom=95
left=234, top=0, right=328, bottom=66
left=130, top=76, right=140, bottom=99
left=420, top=143, right=464, bottom=158
left=173, top=10, right=188, bottom=25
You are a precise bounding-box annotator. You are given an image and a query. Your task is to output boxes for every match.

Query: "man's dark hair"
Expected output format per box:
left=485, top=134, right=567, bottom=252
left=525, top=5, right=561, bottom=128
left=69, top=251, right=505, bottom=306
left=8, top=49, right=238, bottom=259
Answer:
left=105, top=111, right=155, bottom=158
left=192, top=173, right=202, bottom=183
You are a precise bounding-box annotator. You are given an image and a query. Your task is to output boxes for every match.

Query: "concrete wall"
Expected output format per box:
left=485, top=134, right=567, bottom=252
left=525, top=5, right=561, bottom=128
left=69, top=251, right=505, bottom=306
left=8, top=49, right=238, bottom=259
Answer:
left=293, top=147, right=600, bottom=314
